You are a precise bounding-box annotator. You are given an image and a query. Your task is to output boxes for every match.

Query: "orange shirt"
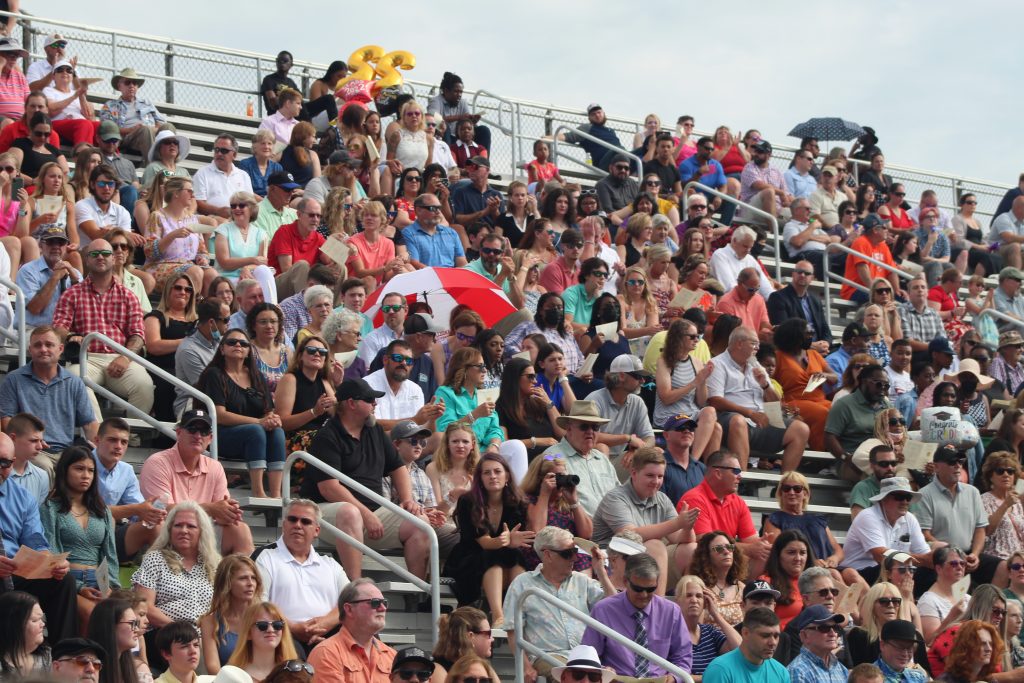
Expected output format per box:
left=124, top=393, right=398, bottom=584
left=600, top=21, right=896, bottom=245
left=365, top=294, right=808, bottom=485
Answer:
left=841, top=235, right=895, bottom=300
left=307, top=627, right=396, bottom=683
left=775, top=349, right=829, bottom=403
left=715, top=288, right=770, bottom=332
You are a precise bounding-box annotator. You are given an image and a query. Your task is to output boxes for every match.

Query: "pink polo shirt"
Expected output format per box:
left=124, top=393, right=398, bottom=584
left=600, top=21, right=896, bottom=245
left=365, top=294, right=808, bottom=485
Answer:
left=537, top=256, right=579, bottom=294
left=139, top=443, right=228, bottom=505
left=258, top=111, right=297, bottom=145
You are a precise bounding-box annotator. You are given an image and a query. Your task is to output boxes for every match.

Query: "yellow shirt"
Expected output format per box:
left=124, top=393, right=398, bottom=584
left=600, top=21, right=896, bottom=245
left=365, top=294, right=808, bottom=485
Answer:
left=642, top=331, right=710, bottom=376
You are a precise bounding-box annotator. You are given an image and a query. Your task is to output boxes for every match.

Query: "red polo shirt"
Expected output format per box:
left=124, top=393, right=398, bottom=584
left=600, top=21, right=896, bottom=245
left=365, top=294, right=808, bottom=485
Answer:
left=678, top=479, right=756, bottom=539
left=267, top=221, right=325, bottom=275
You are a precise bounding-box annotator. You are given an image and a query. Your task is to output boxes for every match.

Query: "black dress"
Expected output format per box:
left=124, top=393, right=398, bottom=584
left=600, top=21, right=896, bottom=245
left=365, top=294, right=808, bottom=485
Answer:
left=442, top=496, right=527, bottom=605
left=145, top=311, right=195, bottom=422
left=496, top=404, right=555, bottom=461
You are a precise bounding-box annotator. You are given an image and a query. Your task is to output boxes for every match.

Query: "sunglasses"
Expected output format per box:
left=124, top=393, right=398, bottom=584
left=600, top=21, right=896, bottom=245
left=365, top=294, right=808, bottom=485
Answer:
left=396, top=670, right=432, bottom=682
left=626, top=279, right=646, bottom=287
left=780, top=484, right=805, bottom=493
left=875, top=460, right=898, bottom=468
left=172, top=284, right=194, bottom=294
left=87, top=249, right=113, bottom=258
left=1009, top=563, right=1024, bottom=572
left=417, top=205, right=442, bottom=213
left=110, top=243, right=130, bottom=251
left=32, top=129, right=51, bottom=138
left=568, top=672, right=604, bottom=683
left=223, top=338, right=251, bottom=348
left=710, top=543, right=735, bottom=555
left=893, top=566, right=917, bottom=574
left=644, top=180, right=661, bottom=186
left=254, top=620, right=285, bottom=632
left=95, top=180, right=117, bottom=189
left=591, top=271, right=609, bottom=279
left=805, top=624, right=840, bottom=634
left=627, top=580, right=657, bottom=594
left=794, top=269, right=814, bottom=276
left=286, top=514, right=315, bottom=526
left=213, top=146, right=234, bottom=155
left=0, top=165, right=14, bottom=174
left=993, top=607, right=1008, bottom=618
left=877, top=597, right=903, bottom=607
left=874, top=288, right=892, bottom=295
left=712, top=465, right=741, bottom=476
left=943, top=560, right=967, bottom=569
left=230, top=203, right=250, bottom=210
left=184, top=425, right=212, bottom=436
left=891, top=493, right=913, bottom=502
left=995, top=467, right=1018, bottom=476
left=481, top=247, right=503, bottom=256
left=381, top=304, right=406, bottom=313
left=472, top=629, right=492, bottom=638
left=893, top=191, right=906, bottom=197
left=844, top=209, right=858, bottom=215
left=388, top=353, right=415, bottom=366
left=304, top=346, right=329, bottom=357
left=547, top=546, right=578, bottom=560
left=888, top=418, right=906, bottom=426
left=689, top=204, right=708, bottom=210
left=812, top=587, right=841, bottom=598
left=0, top=458, right=11, bottom=469
left=350, top=597, right=389, bottom=609
left=461, top=679, right=489, bottom=683
left=57, top=656, right=103, bottom=669
left=456, top=331, right=477, bottom=343
left=282, top=662, right=314, bottom=675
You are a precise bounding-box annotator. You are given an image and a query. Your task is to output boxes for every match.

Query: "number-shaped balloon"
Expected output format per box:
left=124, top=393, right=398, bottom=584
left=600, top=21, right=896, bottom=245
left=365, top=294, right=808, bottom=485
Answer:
left=335, top=45, right=385, bottom=90
left=373, top=50, right=416, bottom=91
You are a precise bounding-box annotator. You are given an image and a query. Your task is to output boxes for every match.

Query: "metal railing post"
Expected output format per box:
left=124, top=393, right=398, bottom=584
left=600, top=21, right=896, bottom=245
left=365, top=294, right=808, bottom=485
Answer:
left=551, top=125, right=641, bottom=180
left=78, top=332, right=219, bottom=459
left=471, top=89, right=518, bottom=178
left=110, top=32, right=117, bottom=75
left=164, top=43, right=174, bottom=104
left=683, top=181, right=782, bottom=283
left=513, top=588, right=693, bottom=683
left=822, top=242, right=915, bottom=327
left=282, top=451, right=441, bottom=644
left=254, top=58, right=264, bottom=118
left=0, top=276, right=25, bottom=367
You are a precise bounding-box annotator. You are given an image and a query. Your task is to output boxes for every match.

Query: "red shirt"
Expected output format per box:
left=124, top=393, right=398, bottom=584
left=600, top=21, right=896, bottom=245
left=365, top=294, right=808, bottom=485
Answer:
left=0, top=119, right=59, bottom=153
left=841, top=235, right=895, bottom=300
left=678, top=479, right=756, bottom=540
left=537, top=256, right=579, bottom=294
left=267, top=221, right=325, bottom=275
left=52, top=277, right=145, bottom=354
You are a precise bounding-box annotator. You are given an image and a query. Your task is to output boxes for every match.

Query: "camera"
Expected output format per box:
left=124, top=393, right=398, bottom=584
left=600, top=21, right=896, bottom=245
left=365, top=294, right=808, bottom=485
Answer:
left=555, top=473, right=580, bottom=489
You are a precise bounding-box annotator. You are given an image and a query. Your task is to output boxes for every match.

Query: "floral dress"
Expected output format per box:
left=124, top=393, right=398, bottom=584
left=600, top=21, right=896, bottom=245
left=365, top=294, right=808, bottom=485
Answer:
left=253, top=345, right=289, bottom=393
left=143, top=210, right=208, bottom=293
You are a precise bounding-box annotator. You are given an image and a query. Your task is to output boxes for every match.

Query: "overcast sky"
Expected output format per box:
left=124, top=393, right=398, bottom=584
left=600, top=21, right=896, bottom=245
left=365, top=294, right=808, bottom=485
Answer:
left=39, top=0, right=1023, bottom=189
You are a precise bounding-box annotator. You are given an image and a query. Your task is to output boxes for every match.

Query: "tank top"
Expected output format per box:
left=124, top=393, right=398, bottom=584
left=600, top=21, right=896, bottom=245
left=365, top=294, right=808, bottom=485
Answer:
left=290, top=370, right=328, bottom=432
left=395, top=128, right=429, bottom=171
left=254, top=345, right=289, bottom=393
left=653, top=355, right=698, bottom=427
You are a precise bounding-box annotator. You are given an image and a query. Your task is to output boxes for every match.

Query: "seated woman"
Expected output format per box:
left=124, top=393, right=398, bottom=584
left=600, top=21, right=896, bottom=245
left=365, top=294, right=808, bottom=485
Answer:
left=928, top=585, right=1008, bottom=677
left=934, top=620, right=1004, bottom=683
left=534, top=342, right=579, bottom=417
left=144, top=274, right=198, bottom=422
left=495, top=357, right=562, bottom=460
left=345, top=134, right=381, bottom=198
left=919, top=546, right=972, bottom=645
left=39, top=445, right=120, bottom=628
left=294, top=285, right=334, bottom=346
left=43, top=59, right=101, bottom=146
left=132, top=502, right=220, bottom=646
left=274, top=334, right=337, bottom=455
left=852, top=407, right=910, bottom=480
left=878, top=550, right=923, bottom=632
left=27, top=161, right=81, bottom=270
left=0, top=152, right=35, bottom=274
left=346, top=200, right=405, bottom=287
left=0, top=592, right=49, bottom=678
left=772, top=318, right=836, bottom=451
left=654, top=319, right=719, bottom=456
left=980, top=454, right=1024, bottom=561
left=689, top=531, right=747, bottom=627
left=279, top=122, right=320, bottom=188
left=432, top=310, right=486, bottom=379
left=141, top=129, right=191, bottom=188
left=643, top=245, right=677, bottom=321
left=385, top=100, right=432, bottom=191
left=214, top=191, right=273, bottom=290
left=580, top=294, right=630, bottom=383
left=859, top=303, right=894, bottom=368
left=70, top=146, right=102, bottom=204
left=87, top=598, right=142, bottom=683
left=12, top=112, right=69, bottom=181
left=563, top=257, right=611, bottom=336
left=615, top=213, right=653, bottom=268
left=476, top=329, right=505, bottom=390
left=142, top=177, right=218, bottom=295
left=426, top=422, right=478, bottom=517
left=196, top=329, right=286, bottom=498
left=209, top=276, right=238, bottom=313
left=247, top=303, right=291, bottom=393
left=321, top=308, right=366, bottom=383
left=237, top=130, right=284, bottom=198
left=225, top=602, right=299, bottom=683
left=434, top=347, right=507, bottom=457
left=674, top=575, right=741, bottom=677
left=107, top=228, right=154, bottom=313
left=518, top=453, right=593, bottom=574
left=618, top=265, right=660, bottom=357
left=442, top=453, right=533, bottom=628
left=431, top=607, right=494, bottom=683
left=760, top=529, right=815, bottom=630
left=199, top=554, right=264, bottom=675
left=847, top=581, right=928, bottom=668
left=833, top=353, right=879, bottom=401
left=929, top=267, right=973, bottom=345
left=445, top=655, right=499, bottom=683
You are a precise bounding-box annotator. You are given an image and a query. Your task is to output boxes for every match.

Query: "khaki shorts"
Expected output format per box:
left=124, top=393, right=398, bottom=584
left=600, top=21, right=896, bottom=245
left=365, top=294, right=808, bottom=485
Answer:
left=320, top=502, right=405, bottom=550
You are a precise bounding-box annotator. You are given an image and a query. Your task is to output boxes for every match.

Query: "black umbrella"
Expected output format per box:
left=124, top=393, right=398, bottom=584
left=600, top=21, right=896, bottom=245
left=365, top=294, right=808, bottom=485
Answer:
left=788, top=117, right=865, bottom=143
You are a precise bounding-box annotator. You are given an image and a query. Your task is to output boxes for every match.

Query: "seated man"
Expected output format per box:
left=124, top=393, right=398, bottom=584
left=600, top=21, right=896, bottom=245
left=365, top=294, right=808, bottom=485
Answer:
left=300, top=379, right=433, bottom=582
left=0, top=431, right=78, bottom=642
left=786, top=605, right=849, bottom=683
left=661, top=413, right=708, bottom=505
left=588, top=354, right=656, bottom=475
left=716, top=267, right=774, bottom=342
left=766, top=260, right=832, bottom=353
left=850, top=444, right=899, bottom=518
left=706, top=326, right=809, bottom=472
left=97, top=120, right=141, bottom=211
left=306, top=578, right=396, bottom=683
left=592, top=448, right=699, bottom=592
left=540, top=401, right=618, bottom=516
left=139, top=410, right=255, bottom=555
left=993, top=266, right=1024, bottom=332
left=99, top=68, right=166, bottom=160
left=0, top=326, right=97, bottom=475
left=92, top=416, right=166, bottom=563
left=174, top=299, right=230, bottom=418
left=704, top=607, right=789, bottom=682
left=5, top=413, right=48, bottom=504
left=550, top=647, right=615, bottom=683
left=581, top=553, right=692, bottom=679
left=193, top=133, right=254, bottom=221
left=808, top=166, right=846, bottom=228
left=594, top=153, right=639, bottom=214
left=451, top=156, right=503, bottom=228
left=402, top=194, right=468, bottom=269
left=559, top=104, right=625, bottom=178
left=154, top=621, right=202, bottom=683
left=824, top=365, right=892, bottom=469
left=898, top=277, right=945, bottom=354
left=360, top=292, right=408, bottom=366
left=337, top=278, right=373, bottom=336
left=16, top=225, right=82, bottom=329
left=784, top=149, right=817, bottom=200
left=228, top=278, right=264, bottom=331
left=912, top=444, right=1005, bottom=587
left=825, top=322, right=873, bottom=383
left=504, top=527, right=614, bottom=681
left=678, top=136, right=727, bottom=210
left=873, top=620, right=928, bottom=683
left=840, top=477, right=933, bottom=585
left=50, top=637, right=106, bottom=683
left=253, top=171, right=300, bottom=239
left=369, top=313, right=442, bottom=402
left=268, top=198, right=338, bottom=299
left=783, top=199, right=838, bottom=279
left=841, top=214, right=901, bottom=304
left=464, top=232, right=523, bottom=308
left=75, top=165, right=133, bottom=243
left=738, top=140, right=792, bottom=223
left=779, top=567, right=854, bottom=666
left=537, top=229, right=583, bottom=295
left=989, top=196, right=1024, bottom=270
left=364, top=340, right=444, bottom=433
left=709, top=226, right=775, bottom=299
left=254, top=498, right=350, bottom=649
left=27, top=33, right=71, bottom=91
left=53, top=238, right=152, bottom=419
left=681, top=449, right=772, bottom=578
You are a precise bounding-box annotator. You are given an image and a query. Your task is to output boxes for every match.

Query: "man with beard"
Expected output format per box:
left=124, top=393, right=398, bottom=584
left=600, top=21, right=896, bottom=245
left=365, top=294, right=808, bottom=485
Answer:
left=824, top=364, right=893, bottom=464
left=51, top=638, right=105, bottom=683
left=364, top=339, right=444, bottom=440
left=464, top=231, right=524, bottom=307
left=540, top=401, right=616, bottom=516
left=702, top=607, right=788, bottom=683
left=678, top=136, right=727, bottom=211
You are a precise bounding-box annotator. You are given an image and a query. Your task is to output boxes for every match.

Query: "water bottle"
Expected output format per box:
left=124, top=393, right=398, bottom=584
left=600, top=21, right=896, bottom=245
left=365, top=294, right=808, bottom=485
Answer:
left=246, top=96, right=254, bottom=118
left=142, top=494, right=168, bottom=529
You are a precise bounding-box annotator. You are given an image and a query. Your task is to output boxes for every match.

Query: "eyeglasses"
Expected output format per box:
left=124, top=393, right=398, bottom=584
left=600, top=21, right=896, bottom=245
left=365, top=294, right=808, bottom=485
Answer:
left=780, top=484, right=805, bottom=493
left=110, top=243, right=130, bottom=251
left=943, top=560, right=967, bottom=569
left=893, top=192, right=906, bottom=197
left=286, top=514, right=315, bottom=526
left=223, top=338, right=251, bottom=348
left=456, top=331, right=477, bottom=343
left=627, top=580, right=657, bottom=594
left=417, top=205, right=442, bottom=213
left=184, top=425, right=212, bottom=436
left=119, top=619, right=141, bottom=629
left=875, top=460, right=898, bottom=468
left=995, top=467, right=1018, bottom=476
left=229, top=203, right=250, bottom=210
left=282, top=662, right=314, bottom=675
left=877, top=597, right=903, bottom=607
left=349, top=597, right=389, bottom=609
left=0, top=458, right=11, bottom=469
left=467, top=363, right=487, bottom=371
left=710, top=543, right=735, bottom=555
left=254, top=620, right=285, bottom=632
left=304, top=212, right=322, bottom=219
left=57, top=655, right=103, bottom=669
left=396, top=669, right=432, bottom=681
left=172, top=284, right=194, bottom=294
left=213, top=146, right=234, bottom=155
left=481, top=247, right=503, bottom=256
left=471, top=629, right=492, bottom=638
left=894, top=566, right=917, bottom=574
left=304, top=347, right=329, bottom=357
left=812, top=587, right=841, bottom=598
left=568, top=671, right=604, bottom=683
left=381, top=304, right=406, bottom=313
left=712, top=465, right=741, bottom=476
left=547, top=546, right=578, bottom=560
left=388, top=353, right=415, bottom=366
left=87, top=249, right=113, bottom=258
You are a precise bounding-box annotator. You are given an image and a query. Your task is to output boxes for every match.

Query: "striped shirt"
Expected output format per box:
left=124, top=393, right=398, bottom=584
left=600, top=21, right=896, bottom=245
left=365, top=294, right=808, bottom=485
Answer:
left=0, top=67, right=28, bottom=118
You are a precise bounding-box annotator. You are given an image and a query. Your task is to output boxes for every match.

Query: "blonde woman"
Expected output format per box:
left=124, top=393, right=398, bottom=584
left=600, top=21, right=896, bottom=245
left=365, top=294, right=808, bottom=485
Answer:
left=633, top=113, right=662, bottom=150
left=867, top=277, right=904, bottom=341
left=225, top=602, right=299, bottom=683
left=513, top=249, right=547, bottom=314
left=877, top=550, right=923, bottom=633
left=674, top=575, right=741, bottom=677
left=644, top=244, right=677, bottom=321
left=762, top=471, right=847, bottom=579
left=28, top=160, right=81, bottom=271
left=859, top=303, right=895, bottom=367
left=426, top=422, right=480, bottom=515
left=385, top=99, right=432, bottom=190
left=852, top=407, right=909, bottom=478
left=105, top=228, right=155, bottom=312
left=199, top=554, right=264, bottom=673
left=237, top=129, right=284, bottom=198
left=618, top=265, right=660, bottom=358
left=847, top=581, right=926, bottom=666
left=617, top=212, right=653, bottom=268
left=347, top=200, right=407, bottom=287
left=142, top=177, right=218, bottom=294
left=214, top=191, right=275, bottom=299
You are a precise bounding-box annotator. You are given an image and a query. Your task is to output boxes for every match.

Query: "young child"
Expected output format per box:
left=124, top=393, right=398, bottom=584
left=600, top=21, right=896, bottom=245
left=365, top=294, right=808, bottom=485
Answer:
left=388, top=420, right=456, bottom=558
left=425, top=422, right=479, bottom=515
left=526, top=140, right=562, bottom=185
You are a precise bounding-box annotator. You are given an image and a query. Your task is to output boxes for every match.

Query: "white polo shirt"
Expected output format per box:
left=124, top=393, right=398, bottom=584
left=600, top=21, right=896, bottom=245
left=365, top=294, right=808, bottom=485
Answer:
left=364, top=368, right=425, bottom=421
left=192, top=161, right=254, bottom=209
left=255, top=536, right=349, bottom=623
left=841, top=504, right=929, bottom=570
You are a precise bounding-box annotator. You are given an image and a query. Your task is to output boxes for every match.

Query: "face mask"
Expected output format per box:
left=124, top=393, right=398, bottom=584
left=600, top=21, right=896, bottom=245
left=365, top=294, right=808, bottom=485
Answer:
left=888, top=431, right=904, bottom=442
left=543, top=308, right=562, bottom=326
left=211, top=329, right=222, bottom=342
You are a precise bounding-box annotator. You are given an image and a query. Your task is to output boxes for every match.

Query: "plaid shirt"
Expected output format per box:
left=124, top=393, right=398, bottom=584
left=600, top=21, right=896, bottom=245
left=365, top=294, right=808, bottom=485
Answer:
left=279, top=290, right=311, bottom=342
left=898, top=302, right=945, bottom=344
left=386, top=461, right=436, bottom=507
left=788, top=647, right=848, bottom=683
left=52, top=277, right=145, bottom=354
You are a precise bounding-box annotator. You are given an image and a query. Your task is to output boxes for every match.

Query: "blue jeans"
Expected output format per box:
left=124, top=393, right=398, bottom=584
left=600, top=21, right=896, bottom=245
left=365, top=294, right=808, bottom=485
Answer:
left=119, top=184, right=138, bottom=218
left=68, top=567, right=97, bottom=590
left=218, top=424, right=286, bottom=470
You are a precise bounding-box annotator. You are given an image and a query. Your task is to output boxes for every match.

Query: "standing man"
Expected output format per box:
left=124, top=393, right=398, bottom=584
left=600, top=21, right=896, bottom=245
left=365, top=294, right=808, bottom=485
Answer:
left=464, top=232, right=524, bottom=308
left=99, top=68, right=166, bottom=159
left=17, top=225, right=82, bottom=329
left=540, top=402, right=618, bottom=516
left=306, top=578, right=396, bottom=683
left=452, top=156, right=504, bottom=227
left=193, top=134, right=254, bottom=220
left=786, top=606, right=849, bottom=683
left=766, top=260, right=832, bottom=352
left=360, top=293, right=408, bottom=365
left=403, top=194, right=467, bottom=268
left=582, top=553, right=692, bottom=680
left=702, top=607, right=789, bottom=683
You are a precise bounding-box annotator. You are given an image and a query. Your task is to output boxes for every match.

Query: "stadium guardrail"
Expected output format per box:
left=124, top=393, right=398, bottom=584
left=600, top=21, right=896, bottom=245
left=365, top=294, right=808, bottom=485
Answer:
left=0, top=276, right=25, bottom=367
left=470, top=89, right=520, bottom=175
left=78, top=331, right=219, bottom=459
left=822, top=243, right=915, bottom=323
left=512, top=587, right=694, bottom=683
left=282, top=450, right=441, bottom=644
left=551, top=124, right=642, bottom=180
left=976, top=308, right=1024, bottom=333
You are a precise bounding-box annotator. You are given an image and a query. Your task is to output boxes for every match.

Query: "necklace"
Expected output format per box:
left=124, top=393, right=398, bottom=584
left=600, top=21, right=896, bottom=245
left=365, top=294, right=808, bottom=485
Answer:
left=71, top=507, right=88, bottom=518
left=716, top=581, right=730, bottom=600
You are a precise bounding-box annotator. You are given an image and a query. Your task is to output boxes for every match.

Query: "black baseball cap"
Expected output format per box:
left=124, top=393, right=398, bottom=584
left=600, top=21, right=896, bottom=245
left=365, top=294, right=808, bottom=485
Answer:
left=336, top=378, right=385, bottom=402
left=179, top=409, right=212, bottom=429
left=52, top=638, right=106, bottom=662
left=268, top=171, right=300, bottom=190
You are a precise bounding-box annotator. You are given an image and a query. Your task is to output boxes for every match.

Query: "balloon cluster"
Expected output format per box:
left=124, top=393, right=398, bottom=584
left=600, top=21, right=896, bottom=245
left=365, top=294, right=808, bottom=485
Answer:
left=334, top=45, right=416, bottom=117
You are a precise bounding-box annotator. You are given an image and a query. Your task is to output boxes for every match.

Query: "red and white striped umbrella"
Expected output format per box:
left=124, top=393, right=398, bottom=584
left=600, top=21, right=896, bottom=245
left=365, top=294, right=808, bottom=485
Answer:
left=363, top=267, right=517, bottom=328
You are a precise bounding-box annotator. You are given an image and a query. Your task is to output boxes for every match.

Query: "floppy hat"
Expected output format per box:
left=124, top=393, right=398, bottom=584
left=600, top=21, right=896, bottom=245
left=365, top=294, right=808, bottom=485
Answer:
left=868, top=476, right=921, bottom=504
left=555, top=400, right=610, bottom=429
left=943, top=358, right=994, bottom=389
left=111, top=67, right=145, bottom=90
left=149, top=129, right=191, bottom=163
left=551, top=645, right=614, bottom=683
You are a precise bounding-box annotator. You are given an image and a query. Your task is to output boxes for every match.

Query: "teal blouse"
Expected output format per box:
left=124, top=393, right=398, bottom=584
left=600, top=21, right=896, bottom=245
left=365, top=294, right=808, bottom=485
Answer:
left=434, top=384, right=505, bottom=447
left=39, top=498, right=120, bottom=590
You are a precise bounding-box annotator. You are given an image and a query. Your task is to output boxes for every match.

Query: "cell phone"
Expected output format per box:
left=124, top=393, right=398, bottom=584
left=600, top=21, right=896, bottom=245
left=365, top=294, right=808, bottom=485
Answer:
left=10, top=177, right=23, bottom=195
left=441, top=178, right=449, bottom=188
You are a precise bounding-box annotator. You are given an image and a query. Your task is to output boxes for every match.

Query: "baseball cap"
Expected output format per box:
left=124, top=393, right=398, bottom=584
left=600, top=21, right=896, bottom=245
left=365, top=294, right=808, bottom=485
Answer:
left=928, top=337, right=956, bottom=356
left=861, top=214, right=887, bottom=231
left=794, top=604, right=845, bottom=631
left=821, top=165, right=839, bottom=176
left=404, top=312, right=442, bottom=335
left=608, top=354, right=646, bottom=376
left=44, top=33, right=67, bottom=48
left=179, top=409, right=212, bottom=429
left=465, top=155, right=490, bottom=169
left=663, top=413, right=698, bottom=432
left=336, top=378, right=385, bottom=403
left=98, top=120, right=122, bottom=141
left=328, top=150, right=361, bottom=169
left=268, top=171, right=300, bottom=190
left=39, top=225, right=69, bottom=243
left=393, top=647, right=434, bottom=670
left=586, top=103, right=603, bottom=114
left=933, top=444, right=965, bottom=465
left=391, top=421, right=430, bottom=441
left=752, top=140, right=773, bottom=154
left=51, top=637, right=105, bottom=663
left=743, top=580, right=781, bottom=600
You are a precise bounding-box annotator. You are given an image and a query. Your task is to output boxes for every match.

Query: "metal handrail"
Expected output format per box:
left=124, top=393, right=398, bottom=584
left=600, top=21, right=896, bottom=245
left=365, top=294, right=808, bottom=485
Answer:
left=470, top=89, right=519, bottom=174
left=822, top=242, right=915, bottom=322
left=513, top=587, right=693, bottom=683
left=0, top=276, right=25, bottom=366
left=684, top=181, right=783, bottom=283
left=976, top=308, right=1024, bottom=333
left=78, top=331, right=219, bottom=459
left=551, top=124, right=640, bottom=179
left=282, top=450, right=440, bottom=644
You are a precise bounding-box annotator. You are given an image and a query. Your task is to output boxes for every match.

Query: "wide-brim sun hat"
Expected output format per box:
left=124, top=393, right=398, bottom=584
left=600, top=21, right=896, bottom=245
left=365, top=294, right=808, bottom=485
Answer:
left=149, top=129, right=191, bottom=163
